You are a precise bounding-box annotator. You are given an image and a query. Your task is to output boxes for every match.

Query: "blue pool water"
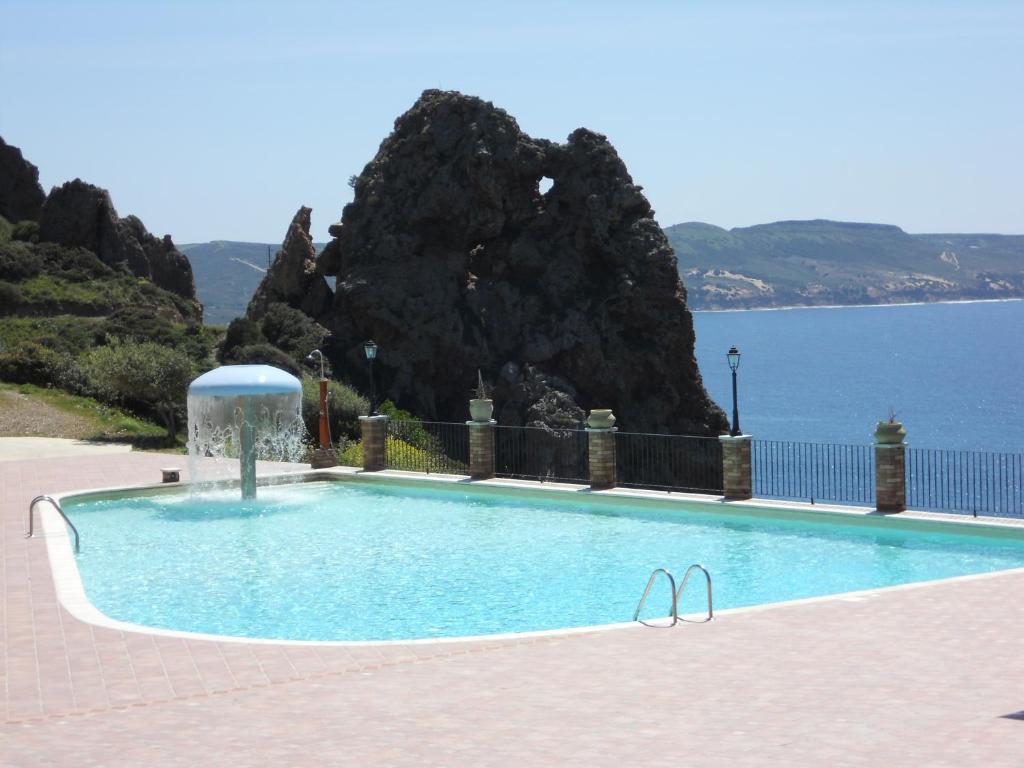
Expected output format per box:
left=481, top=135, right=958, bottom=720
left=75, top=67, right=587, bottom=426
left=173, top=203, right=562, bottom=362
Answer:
left=66, top=480, right=1024, bottom=641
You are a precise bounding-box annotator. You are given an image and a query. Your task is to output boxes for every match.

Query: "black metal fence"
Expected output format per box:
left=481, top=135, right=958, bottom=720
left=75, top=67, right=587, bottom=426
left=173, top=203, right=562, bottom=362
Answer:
left=907, top=448, right=1023, bottom=518
left=617, top=432, right=723, bottom=493
left=386, top=419, right=469, bottom=475
left=374, top=419, right=1023, bottom=517
left=494, top=423, right=589, bottom=483
left=753, top=440, right=875, bottom=506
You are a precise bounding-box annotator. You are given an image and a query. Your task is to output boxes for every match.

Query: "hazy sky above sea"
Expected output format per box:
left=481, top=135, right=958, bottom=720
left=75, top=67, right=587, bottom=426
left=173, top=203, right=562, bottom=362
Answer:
left=1, top=0, right=1021, bottom=243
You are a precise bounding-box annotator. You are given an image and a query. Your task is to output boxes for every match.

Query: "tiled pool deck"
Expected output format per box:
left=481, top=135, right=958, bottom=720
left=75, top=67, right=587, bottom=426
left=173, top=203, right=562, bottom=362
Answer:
left=3, top=452, right=1024, bottom=766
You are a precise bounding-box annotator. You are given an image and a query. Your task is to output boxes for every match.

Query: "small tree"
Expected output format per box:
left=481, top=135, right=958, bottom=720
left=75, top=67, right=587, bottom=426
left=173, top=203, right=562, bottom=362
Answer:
left=81, top=340, right=195, bottom=440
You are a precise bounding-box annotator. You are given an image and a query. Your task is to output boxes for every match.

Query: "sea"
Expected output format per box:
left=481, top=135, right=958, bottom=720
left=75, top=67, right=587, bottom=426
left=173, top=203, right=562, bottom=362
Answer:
left=692, top=300, right=1023, bottom=454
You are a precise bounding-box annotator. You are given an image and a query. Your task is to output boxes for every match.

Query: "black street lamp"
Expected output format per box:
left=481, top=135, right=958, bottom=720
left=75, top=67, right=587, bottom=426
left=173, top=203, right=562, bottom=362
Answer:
left=726, top=346, right=742, bottom=437
left=363, top=340, right=378, bottom=416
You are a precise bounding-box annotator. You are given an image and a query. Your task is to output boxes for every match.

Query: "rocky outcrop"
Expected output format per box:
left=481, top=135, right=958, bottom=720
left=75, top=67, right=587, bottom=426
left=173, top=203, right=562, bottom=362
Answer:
left=0, top=136, right=46, bottom=223
left=247, top=206, right=334, bottom=321
left=314, top=90, right=726, bottom=435
left=39, top=179, right=200, bottom=319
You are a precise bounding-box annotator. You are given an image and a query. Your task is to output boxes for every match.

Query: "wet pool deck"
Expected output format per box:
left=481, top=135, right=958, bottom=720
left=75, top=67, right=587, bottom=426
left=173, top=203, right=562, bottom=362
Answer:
left=3, top=451, right=1024, bottom=766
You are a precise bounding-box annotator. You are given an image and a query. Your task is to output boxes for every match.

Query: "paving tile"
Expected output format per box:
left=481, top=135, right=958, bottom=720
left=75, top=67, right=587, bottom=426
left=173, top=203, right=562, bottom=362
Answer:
left=3, top=452, right=1024, bottom=765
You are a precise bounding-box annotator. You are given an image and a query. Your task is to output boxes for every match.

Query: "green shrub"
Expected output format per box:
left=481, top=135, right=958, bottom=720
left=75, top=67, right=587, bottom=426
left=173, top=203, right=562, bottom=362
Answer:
left=0, top=215, right=10, bottom=243
left=222, top=343, right=302, bottom=377
left=338, top=439, right=364, bottom=467
left=0, top=340, right=63, bottom=385
left=219, top=317, right=265, bottom=363
left=301, top=377, right=369, bottom=443
left=0, top=281, right=22, bottom=314
left=36, top=243, right=113, bottom=281
left=79, top=340, right=195, bottom=440
left=97, top=307, right=214, bottom=365
left=261, top=303, right=326, bottom=367
left=0, top=241, right=43, bottom=280
left=0, top=315, right=104, bottom=358
left=11, top=220, right=40, bottom=244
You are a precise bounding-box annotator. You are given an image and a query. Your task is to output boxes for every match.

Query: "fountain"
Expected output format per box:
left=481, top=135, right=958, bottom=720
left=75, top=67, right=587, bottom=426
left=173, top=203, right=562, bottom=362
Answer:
left=187, top=365, right=306, bottom=499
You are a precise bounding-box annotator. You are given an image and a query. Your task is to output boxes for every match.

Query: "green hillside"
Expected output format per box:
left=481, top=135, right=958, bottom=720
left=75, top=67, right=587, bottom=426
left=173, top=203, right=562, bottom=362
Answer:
left=666, top=220, right=1024, bottom=309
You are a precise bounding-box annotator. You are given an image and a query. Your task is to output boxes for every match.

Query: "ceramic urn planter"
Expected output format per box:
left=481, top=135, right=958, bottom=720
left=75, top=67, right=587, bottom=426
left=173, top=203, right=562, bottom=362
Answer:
left=469, top=398, right=494, bottom=423
left=874, top=420, right=907, bottom=445
left=587, top=409, right=616, bottom=430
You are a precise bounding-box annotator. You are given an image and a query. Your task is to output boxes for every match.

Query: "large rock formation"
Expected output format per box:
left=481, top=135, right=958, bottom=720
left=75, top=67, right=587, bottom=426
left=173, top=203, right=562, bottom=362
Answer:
left=39, top=179, right=201, bottom=319
left=277, top=90, right=725, bottom=434
left=247, top=206, right=333, bottom=321
left=0, top=136, right=46, bottom=223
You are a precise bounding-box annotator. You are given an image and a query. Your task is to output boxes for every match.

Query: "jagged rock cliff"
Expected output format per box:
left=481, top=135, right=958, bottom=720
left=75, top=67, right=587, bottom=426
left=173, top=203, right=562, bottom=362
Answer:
left=261, top=90, right=726, bottom=434
left=0, top=136, right=46, bottom=223
left=247, top=206, right=333, bottom=321
left=39, top=179, right=201, bottom=319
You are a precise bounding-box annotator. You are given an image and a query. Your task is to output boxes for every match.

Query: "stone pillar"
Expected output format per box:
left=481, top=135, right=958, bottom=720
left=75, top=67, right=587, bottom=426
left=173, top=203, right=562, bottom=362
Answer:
left=359, top=415, right=388, bottom=472
left=719, top=435, right=752, bottom=501
left=587, top=428, right=617, bottom=490
left=875, top=444, right=907, bottom=513
left=467, top=420, right=496, bottom=480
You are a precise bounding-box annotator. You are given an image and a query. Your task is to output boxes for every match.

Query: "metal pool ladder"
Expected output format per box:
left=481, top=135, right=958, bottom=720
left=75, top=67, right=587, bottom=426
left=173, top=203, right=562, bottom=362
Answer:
left=633, top=564, right=713, bottom=627
left=27, top=495, right=80, bottom=553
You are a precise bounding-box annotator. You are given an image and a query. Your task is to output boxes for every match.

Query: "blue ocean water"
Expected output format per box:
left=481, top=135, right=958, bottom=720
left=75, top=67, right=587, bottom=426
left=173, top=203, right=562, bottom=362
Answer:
left=68, top=482, right=1024, bottom=641
left=693, top=300, right=1024, bottom=453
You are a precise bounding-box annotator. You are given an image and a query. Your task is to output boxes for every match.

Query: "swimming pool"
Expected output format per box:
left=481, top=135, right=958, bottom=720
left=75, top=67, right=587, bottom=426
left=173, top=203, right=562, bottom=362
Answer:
left=59, top=477, right=1024, bottom=641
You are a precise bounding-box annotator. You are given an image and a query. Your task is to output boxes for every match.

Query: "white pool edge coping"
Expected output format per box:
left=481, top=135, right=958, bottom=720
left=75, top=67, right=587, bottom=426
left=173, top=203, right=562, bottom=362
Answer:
left=36, top=466, right=1024, bottom=648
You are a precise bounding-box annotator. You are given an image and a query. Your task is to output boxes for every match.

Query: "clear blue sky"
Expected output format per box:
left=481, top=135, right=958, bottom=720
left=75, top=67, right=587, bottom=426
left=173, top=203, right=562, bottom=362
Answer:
left=2, top=0, right=1021, bottom=243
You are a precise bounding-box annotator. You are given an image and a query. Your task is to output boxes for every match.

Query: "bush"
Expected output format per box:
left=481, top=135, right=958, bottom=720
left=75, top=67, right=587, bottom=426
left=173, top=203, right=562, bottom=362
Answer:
left=219, top=317, right=265, bottom=363
left=0, top=241, right=43, bottom=280
left=0, top=340, right=63, bottom=385
left=98, top=307, right=214, bottom=365
left=11, top=220, right=40, bottom=244
left=0, top=315, right=104, bottom=358
left=0, top=282, right=22, bottom=314
left=222, top=343, right=302, bottom=377
left=79, top=340, right=195, bottom=439
left=337, top=437, right=459, bottom=472
left=301, top=377, right=369, bottom=443
left=261, top=303, right=326, bottom=367
left=36, top=243, right=112, bottom=281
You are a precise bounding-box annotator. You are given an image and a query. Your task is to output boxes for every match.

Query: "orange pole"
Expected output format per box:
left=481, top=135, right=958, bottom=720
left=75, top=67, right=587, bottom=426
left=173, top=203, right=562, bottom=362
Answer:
left=318, top=378, right=330, bottom=449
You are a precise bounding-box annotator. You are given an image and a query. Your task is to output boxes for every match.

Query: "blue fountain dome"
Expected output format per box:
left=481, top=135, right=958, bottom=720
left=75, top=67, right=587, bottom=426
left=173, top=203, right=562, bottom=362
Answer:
left=188, top=365, right=302, bottom=397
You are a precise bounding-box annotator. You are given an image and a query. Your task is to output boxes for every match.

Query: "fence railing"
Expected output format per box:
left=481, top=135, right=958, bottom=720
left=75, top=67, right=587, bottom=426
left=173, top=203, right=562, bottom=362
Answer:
left=386, top=420, right=469, bottom=475
left=371, top=418, right=1022, bottom=517
left=753, top=440, right=875, bottom=506
left=494, top=423, right=588, bottom=483
left=907, top=448, right=1023, bottom=518
left=617, top=432, right=723, bottom=493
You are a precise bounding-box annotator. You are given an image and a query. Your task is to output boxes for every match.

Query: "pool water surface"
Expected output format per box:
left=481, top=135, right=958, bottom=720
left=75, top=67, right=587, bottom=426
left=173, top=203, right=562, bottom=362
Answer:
left=63, top=480, right=1024, bottom=641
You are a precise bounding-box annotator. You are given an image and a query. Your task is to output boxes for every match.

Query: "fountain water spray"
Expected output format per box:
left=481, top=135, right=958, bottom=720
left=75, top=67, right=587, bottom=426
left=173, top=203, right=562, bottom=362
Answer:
left=187, top=365, right=305, bottom=499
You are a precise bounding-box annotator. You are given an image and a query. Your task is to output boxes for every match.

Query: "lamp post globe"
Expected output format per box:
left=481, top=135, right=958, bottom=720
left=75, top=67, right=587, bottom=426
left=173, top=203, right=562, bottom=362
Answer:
left=726, top=346, right=741, bottom=437
left=363, top=340, right=378, bottom=416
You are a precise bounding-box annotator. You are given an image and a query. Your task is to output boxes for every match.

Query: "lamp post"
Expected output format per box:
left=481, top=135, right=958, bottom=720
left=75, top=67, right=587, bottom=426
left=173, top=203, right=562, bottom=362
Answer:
left=307, top=349, right=329, bottom=449
left=726, top=346, right=741, bottom=437
left=363, top=340, right=378, bottom=416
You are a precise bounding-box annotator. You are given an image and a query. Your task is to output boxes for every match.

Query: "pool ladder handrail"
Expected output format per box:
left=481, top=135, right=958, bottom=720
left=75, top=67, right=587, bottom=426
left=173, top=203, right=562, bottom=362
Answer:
left=633, top=564, right=713, bottom=626
left=27, top=495, right=80, bottom=553
left=633, top=568, right=678, bottom=626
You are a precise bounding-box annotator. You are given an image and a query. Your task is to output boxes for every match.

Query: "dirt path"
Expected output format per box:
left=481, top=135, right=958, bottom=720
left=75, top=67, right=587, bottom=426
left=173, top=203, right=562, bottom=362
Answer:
left=0, top=389, right=94, bottom=438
